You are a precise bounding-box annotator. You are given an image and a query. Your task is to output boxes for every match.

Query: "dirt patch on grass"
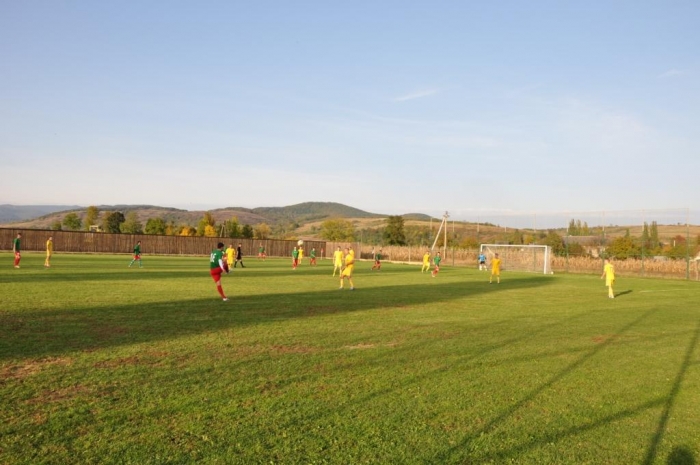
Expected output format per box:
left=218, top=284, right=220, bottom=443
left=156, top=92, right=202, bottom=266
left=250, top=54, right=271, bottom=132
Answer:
left=26, top=384, right=91, bottom=405
left=345, top=343, right=377, bottom=350
left=1, top=357, right=72, bottom=381
left=270, top=345, right=317, bottom=354
left=93, top=351, right=172, bottom=369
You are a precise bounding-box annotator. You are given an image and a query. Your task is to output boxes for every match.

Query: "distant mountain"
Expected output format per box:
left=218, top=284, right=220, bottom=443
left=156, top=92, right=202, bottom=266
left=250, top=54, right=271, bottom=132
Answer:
left=0, top=202, right=420, bottom=231
left=251, top=202, right=382, bottom=223
left=0, top=204, right=83, bottom=223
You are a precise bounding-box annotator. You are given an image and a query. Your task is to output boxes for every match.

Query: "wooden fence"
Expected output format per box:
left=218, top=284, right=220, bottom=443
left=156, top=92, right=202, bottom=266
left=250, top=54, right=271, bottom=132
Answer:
left=0, top=228, right=325, bottom=258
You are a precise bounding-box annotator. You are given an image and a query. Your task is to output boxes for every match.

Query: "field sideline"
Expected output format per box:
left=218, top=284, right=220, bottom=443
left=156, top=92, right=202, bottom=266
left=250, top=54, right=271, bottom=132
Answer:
left=1, top=253, right=699, bottom=464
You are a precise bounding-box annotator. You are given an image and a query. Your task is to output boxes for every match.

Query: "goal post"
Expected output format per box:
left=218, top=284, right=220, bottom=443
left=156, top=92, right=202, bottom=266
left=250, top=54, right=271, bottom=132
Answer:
left=479, top=244, right=553, bottom=275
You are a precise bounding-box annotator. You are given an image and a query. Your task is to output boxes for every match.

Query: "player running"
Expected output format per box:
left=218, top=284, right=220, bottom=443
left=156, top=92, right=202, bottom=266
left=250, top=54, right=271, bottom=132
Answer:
left=431, top=252, right=442, bottom=277
left=258, top=244, right=266, bottom=260
left=371, top=249, right=382, bottom=271
left=421, top=250, right=431, bottom=273
left=310, top=248, right=317, bottom=266
left=234, top=243, right=245, bottom=268
left=129, top=241, right=143, bottom=268
left=210, top=242, right=229, bottom=301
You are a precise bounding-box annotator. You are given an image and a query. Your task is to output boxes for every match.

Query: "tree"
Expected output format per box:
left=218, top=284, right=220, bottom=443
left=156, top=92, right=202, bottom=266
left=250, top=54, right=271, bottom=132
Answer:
left=197, top=211, right=216, bottom=236
left=84, top=206, right=100, bottom=231
left=145, top=217, right=167, bottom=235
left=664, top=235, right=689, bottom=259
left=204, top=225, right=218, bottom=237
left=179, top=226, right=196, bottom=236
left=120, top=212, right=143, bottom=234
left=606, top=236, right=640, bottom=260
left=383, top=215, right=406, bottom=245
left=241, top=224, right=254, bottom=238
left=320, top=219, right=355, bottom=241
left=62, top=212, right=82, bottom=230
left=650, top=221, right=660, bottom=250
left=538, top=231, right=565, bottom=256
left=223, top=217, right=240, bottom=238
left=51, top=221, right=62, bottom=231
left=102, top=211, right=125, bottom=233
left=255, top=223, right=271, bottom=239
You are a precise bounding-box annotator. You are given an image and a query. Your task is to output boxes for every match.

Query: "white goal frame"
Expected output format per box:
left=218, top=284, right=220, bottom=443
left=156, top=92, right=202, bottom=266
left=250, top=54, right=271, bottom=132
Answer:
left=479, top=244, right=553, bottom=275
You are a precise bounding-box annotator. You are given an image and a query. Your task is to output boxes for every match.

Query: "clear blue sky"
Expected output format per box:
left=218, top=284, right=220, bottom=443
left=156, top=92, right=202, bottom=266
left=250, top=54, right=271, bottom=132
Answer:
left=1, top=1, right=698, bottom=222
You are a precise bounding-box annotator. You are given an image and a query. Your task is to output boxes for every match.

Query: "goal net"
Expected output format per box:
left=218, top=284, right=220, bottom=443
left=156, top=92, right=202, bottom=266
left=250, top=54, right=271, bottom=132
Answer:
left=479, top=244, right=553, bottom=275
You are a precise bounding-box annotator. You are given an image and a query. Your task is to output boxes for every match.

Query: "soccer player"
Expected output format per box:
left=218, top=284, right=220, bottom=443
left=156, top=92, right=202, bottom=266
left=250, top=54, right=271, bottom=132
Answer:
left=310, top=248, right=317, bottom=266
left=12, top=232, right=21, bottom=268
left=210, top=242, right=229, bottom=301
left=371, top=249, right=382, bottom=271
left=298, top=245, right=304, bottom=265
left=129, top=241, right=142, bottom=268
left=292, top=246, right=299, bottom=269
left=226, top=244, right=236, bottom=269
left=45, top=236, right=53, bottom=268
left=339, top=247, right=355, bottom=290
left=332, top=246, right=343, bottom=276
left=601, top=258, right=615, bottom=299
left=234, top=243, right=245, bottom=268
left=258, top=243, right=266, bottom=260
left=431, top=252, right=442, bottom=277
left=489, top=253, right=502, bottom=284
left=478, top=252, right=487, bottom=271
left=421, top=250, right=431, bottom=273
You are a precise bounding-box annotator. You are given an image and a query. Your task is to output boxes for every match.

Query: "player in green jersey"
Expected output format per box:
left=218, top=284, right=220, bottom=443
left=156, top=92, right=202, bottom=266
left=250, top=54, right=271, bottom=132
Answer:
left=13, top=232, right=22, bottom=268
left=210, top=242, right=229, bottom=301
left=292, top=246, right=299, bottom=269
left=309, top=248, right=317, bottom=266
left=431, top=252, right=442, bottom=277
left=371, top=249, right=382, bottom=271
left=129, top=241, right=142, bottom=268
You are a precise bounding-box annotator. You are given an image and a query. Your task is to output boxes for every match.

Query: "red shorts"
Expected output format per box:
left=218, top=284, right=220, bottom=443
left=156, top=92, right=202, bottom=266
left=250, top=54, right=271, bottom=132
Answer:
left=134, top=254, right=141, bottom=259
left=210, top=267, right=223, bottom=281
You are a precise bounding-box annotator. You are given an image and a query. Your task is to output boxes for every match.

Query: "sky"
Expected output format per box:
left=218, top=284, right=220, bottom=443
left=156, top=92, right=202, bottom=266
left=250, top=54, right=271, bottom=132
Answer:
left=1, top=1, right=699, bottom=223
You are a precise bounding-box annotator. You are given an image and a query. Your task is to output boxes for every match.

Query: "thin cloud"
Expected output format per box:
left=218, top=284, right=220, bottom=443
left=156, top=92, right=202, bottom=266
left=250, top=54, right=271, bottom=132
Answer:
left=394, top=88, right=439, bottom=102
left=658, top=69, right=683, bottom=78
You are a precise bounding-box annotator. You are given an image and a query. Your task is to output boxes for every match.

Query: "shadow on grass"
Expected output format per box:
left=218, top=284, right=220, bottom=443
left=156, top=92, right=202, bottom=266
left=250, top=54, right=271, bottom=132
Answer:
left=432, top=306, right=691, bottom=463
left=668, top=446, right=696, bottom=465
left=643, top=319, right=700, bottom=465
left=0, top=276, right=552, bottom=361
left=616, top=290, right=633, bottom=297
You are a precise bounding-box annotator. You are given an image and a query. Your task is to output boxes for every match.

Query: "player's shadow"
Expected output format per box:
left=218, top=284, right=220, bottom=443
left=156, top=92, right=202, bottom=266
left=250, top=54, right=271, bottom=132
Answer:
left=616, top=290, right=633, bottom=297
left=0, top=276, right=552, bottom=361
left=668, top=447, right=696, bottom=465
left=430, top=309, right=700, bottom=463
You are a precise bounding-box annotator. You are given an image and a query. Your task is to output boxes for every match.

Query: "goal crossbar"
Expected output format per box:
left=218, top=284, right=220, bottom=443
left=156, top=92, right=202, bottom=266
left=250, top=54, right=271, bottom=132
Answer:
left=480, top=244, right=552, bottom=275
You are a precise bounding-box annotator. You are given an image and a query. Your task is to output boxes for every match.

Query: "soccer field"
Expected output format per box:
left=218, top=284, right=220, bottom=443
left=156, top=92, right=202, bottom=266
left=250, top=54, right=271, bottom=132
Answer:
left=1, top=253, right=699, bottom=464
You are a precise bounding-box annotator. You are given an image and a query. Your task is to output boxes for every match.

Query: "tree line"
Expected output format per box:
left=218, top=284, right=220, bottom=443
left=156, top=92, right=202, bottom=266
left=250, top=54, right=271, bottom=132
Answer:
left=52, top=207, right=271, bottom=239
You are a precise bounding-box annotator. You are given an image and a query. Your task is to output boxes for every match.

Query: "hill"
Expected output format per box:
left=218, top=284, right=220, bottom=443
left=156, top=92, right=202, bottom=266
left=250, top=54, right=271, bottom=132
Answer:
left=251, top=202, right=382, bottom=223
left=0, top=202, right=385, bottom=230
left=0, top=204, right=83, bottom=223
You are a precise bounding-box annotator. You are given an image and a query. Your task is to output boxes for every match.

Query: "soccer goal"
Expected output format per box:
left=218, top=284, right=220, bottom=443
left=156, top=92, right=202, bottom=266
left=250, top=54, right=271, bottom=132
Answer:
left=479, top=244, right=553, bottom=275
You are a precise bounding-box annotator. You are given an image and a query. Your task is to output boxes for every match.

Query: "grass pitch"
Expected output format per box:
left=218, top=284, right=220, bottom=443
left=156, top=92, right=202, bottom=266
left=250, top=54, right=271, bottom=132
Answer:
left=1, top=253, right=699, bottom=464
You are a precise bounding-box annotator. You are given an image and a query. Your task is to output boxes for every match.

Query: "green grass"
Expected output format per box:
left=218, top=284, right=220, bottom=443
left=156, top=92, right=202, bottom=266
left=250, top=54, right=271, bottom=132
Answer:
left=1, top=253, right=699, bottom=464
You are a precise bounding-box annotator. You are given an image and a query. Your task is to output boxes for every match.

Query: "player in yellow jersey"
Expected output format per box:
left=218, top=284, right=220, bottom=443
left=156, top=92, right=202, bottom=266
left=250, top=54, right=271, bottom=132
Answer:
left=225, top=244, right=236, bottom=269
left=45, top=236, right=54, bottom=268
left=489, top=253, right=502, bottom=284
left=601, top=258, right=615, bottom=298
left=332, top=246, right=344, bottom=276
left=339, top=247, right=355, bottom=290
left=421, top=250, right=431, bottom=272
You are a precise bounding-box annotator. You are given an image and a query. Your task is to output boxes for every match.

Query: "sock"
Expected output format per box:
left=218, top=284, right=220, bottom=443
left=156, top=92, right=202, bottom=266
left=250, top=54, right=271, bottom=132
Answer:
left=216, top=285, right=226, bottom=298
